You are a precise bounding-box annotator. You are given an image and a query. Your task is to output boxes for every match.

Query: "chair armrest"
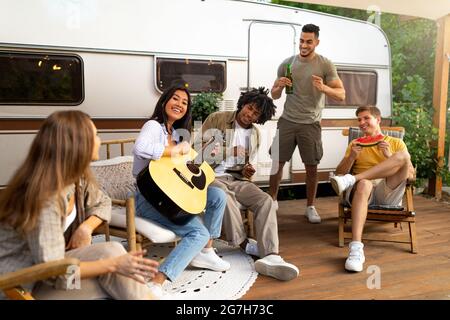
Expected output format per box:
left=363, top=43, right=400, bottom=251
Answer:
left=0, top=258, right=80, bottom=291
left=405, top=182, right=415, bottom=212
left=94, top=197, right=137, bottom=252
left=110, top=196, right=137, bottom=252
left=112, top=199, right=126, bottom=206
left=126, top=196, right=137, bottom=252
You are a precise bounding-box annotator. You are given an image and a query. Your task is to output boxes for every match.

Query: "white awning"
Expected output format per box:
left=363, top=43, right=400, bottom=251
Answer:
left=288, top=0, right=450, bottom=20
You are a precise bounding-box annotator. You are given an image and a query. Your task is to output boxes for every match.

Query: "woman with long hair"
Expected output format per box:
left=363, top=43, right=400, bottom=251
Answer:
left=0, top=110, right=158, bottom=300
left=133, top=84, right=230, bottom=299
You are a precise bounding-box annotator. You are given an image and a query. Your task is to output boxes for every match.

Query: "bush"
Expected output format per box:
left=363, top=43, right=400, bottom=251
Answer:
left=393, top=102, right=438, bottom=186
left=392, top=73, right=450, bottom=187
left=191, top=92, right=222, bottom=123
left=445, top=110, right=450, bottom=186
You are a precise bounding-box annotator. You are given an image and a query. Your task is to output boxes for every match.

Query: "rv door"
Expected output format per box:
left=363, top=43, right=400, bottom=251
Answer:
left=247, top=21, right=299, bottom=185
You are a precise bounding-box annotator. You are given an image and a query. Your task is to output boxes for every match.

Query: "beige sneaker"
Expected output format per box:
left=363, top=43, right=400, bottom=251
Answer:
left=330, top=174, right=356, bottom=196
left=190, top=248, right=231, bottom=272
left=146, top=282, right=172, bottom=300
left=345, top=241, right=365, bottom=272
left=255, top=254, right=299, bottom=281
left=305, top=206, right=321, bottom=224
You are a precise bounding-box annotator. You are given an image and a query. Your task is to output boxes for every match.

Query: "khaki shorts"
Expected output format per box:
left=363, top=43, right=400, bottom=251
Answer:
left=270, top=117, right=323, bottom=165
left=344, top=179, right=406, bottom=207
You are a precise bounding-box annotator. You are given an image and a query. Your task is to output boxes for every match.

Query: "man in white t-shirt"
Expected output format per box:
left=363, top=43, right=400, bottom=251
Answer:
left=197, top=87, right=299, bottom=281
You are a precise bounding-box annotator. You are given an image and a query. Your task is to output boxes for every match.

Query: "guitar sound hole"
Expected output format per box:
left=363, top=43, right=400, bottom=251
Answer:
left=186, top=162, right=200, bottom=175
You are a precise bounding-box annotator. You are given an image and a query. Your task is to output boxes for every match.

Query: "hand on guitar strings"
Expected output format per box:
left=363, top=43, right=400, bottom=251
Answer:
left=210, top=142, right=221, bottom=157
left=173, top=141, right=191, bottom=156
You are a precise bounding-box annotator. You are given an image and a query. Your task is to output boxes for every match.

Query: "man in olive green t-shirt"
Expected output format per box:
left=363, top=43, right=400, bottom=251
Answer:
left=269, top=23, right=345, bottom=224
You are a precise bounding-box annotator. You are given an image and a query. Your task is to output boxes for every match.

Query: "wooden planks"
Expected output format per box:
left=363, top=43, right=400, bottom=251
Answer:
left=242, top=195, right=450, bottom=300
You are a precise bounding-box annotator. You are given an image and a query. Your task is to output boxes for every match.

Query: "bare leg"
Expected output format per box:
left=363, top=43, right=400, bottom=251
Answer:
left=305, top=164, right=318, bottom=207
left=355, top=151, right=410, bottom=189
left=269, top=161, right=286, bottom=200
left=350, top=180, right=373, bottom=241
left=205, top=239, right=213, bottom=248
left=152, top=272, right=167, bottom=285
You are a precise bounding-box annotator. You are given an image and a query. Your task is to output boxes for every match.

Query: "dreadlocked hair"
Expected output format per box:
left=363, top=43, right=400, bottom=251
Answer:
left=236, top=87, right=277, bottom=124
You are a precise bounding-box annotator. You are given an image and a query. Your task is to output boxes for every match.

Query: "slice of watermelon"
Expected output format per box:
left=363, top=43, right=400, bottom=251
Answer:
left=355, top=134, right=386, bottom=147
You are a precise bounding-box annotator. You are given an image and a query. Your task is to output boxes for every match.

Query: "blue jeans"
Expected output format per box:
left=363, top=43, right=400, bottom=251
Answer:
left=135, top=186, right=226, bottom=281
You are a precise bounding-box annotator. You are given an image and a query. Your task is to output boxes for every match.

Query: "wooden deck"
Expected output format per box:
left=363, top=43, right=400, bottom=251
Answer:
left=243, top=195, right=450, bottom=300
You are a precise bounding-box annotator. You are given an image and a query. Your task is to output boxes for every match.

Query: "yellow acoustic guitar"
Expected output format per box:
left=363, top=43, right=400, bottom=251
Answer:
left=136, top=147, right=215, bottom=224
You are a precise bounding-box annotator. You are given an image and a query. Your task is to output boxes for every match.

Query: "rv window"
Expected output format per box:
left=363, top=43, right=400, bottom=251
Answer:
left=156, top=58, right=226, bottom=93
left=0, top=52, right=83, bottom=105
left=326, top=70, right=377, bottom=107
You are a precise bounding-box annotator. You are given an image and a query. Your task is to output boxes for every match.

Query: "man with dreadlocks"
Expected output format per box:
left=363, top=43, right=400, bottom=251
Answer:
left=197, top=87, right=299, bottom=281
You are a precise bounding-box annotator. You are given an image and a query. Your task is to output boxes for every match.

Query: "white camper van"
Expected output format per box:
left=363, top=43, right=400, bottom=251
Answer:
left=0, top=0, right=392, bottom=188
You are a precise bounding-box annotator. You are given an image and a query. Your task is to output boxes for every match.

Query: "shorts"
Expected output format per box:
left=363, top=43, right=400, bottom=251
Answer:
left=270, top=117, right=323, bottom=165
left=344, top=179, right=407, bottom=207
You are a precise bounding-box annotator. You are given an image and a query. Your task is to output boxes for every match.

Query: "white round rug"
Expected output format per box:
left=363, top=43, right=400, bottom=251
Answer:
left=93, top=236, right=258, bottom=300
left=148, top=239, right=258, bottom=300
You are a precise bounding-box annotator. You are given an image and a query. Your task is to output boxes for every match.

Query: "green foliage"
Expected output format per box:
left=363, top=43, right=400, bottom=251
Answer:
left=399, top=75, right=427, bottom=104
left=382, top=17, right=437, bottom=105
left=443, top=110, right=450, bottom=186
left=391, top=74, right=450, bottom=187
left=391, top=63, right=450, bottom=187
left=191, top=92, right=223, bottom=123
left=392, top=103, right=437, bottom=186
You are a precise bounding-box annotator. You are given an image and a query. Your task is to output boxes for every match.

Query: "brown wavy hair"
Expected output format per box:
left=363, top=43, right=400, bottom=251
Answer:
left=356, top=105, right=381, bottom=118
left=0, top=111, right=96, bottom=234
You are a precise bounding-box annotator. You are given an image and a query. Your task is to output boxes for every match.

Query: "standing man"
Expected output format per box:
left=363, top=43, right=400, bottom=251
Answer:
left=198, top=87, right=299, bottom=281
left=269, top=24, right=345, bottom=223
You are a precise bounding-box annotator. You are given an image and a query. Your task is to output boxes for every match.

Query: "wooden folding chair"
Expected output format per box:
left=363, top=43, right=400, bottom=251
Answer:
left=337, top=127, right=418, bottom=253
left=0, top=258, right=79, bottom=300
left=92, top=138, right=179, bottom=252
left=238, top=203, right=255, bottom=240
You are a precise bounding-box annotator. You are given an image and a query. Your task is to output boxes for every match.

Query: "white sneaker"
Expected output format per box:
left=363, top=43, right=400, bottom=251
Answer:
left=273, top=200, right=279, bottom=211
left=190, top=247, right=231, bottom=272
left=305, top=206, right=321, bottom=224
left=345, top=241, right=365, bottom=272
left=254, top=254, right=299, bottom=281
left=245, top=238, right=260, bottom=257
left=330, top=174, right=356, bottom=195
left=146, top=282, right=172, bottom=300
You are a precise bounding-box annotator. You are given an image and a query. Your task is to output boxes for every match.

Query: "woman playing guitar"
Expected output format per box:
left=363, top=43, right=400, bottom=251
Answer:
left=132, top=84, right=230, bottom=299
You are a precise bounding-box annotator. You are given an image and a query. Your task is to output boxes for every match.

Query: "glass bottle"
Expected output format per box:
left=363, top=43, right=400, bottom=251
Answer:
left=285, top=63, right=293, bottom=94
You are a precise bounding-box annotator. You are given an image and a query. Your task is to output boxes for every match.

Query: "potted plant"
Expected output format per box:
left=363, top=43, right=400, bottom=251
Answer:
left=191, top=92, right=223, bottom=125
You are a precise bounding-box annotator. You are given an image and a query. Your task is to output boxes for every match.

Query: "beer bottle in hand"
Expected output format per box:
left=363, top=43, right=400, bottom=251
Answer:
left=285, top=63, right=293, bottom=94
